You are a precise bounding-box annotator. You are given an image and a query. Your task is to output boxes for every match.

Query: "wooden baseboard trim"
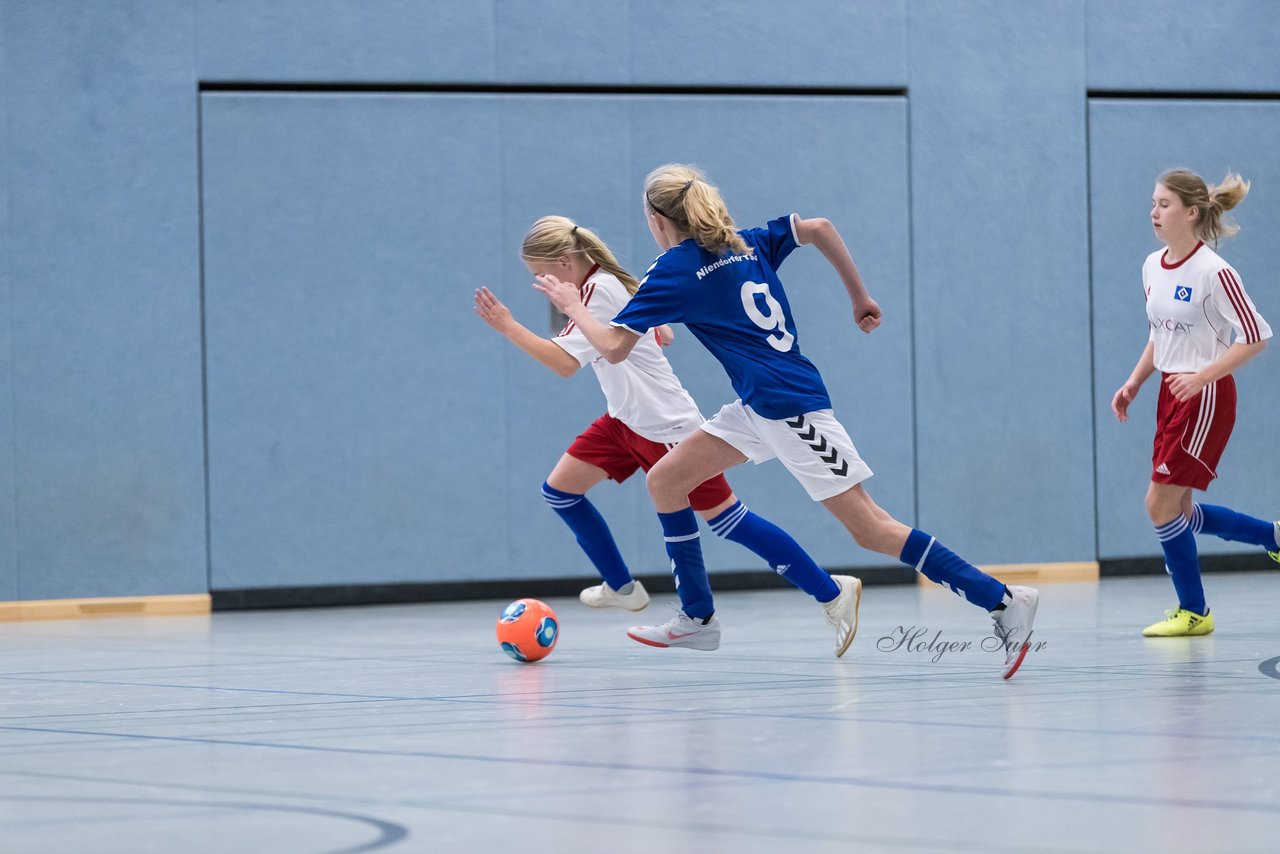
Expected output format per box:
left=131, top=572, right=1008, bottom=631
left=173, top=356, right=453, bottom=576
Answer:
left=917, top=561, right=1100, bottom=586
left=0, top=594, right=212, bottom=622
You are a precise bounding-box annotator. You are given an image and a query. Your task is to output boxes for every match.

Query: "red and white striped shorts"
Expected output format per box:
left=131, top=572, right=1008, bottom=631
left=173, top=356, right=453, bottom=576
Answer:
left=566, top=413, right=733, bottom=511
left=1151, top=373, right=1236, bottom=491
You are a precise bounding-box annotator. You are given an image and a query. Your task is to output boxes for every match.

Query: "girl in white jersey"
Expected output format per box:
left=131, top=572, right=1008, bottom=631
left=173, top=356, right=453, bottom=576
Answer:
left=476, top=216, right=860, bottom=655
left=1111, top=169, right=1278, bottom=637
left=536, top=167, right=1039, bottom=679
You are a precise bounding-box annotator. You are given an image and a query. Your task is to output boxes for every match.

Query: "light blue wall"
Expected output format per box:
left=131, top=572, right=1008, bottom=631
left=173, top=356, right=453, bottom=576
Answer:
left=1090, top=100, right=1280, bottom=559
left=195, top=1, right=908, bottom=87
left=196, top=1, right=496, bottom=84
left=3, top=1, right=206, bottom=599
left=0, top=2, right=15, bottom=599
left=909, top=1, right=1095, bottom=564
left=2, top=1, right=1278, bottom=600
left=1088, top=1, right=1280, bottom=92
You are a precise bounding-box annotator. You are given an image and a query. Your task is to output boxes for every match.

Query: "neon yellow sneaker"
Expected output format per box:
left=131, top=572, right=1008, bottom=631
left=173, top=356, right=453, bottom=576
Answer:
left=1142, top=608, right=1215, bottom=637
left=1268, top=521, right=1279, bottom=565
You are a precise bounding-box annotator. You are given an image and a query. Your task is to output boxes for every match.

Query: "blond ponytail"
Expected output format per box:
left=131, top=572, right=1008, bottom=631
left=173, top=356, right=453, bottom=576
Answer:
left=644, top=164, right=751, bottom=257
left=521, top=215, right=641, bottom=295
left=1205, top=172, right=1250, bottom=242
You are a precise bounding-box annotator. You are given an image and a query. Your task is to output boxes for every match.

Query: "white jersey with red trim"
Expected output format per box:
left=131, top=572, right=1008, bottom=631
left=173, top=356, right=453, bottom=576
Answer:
left=1143, top=241, right=1271, bottom=373
left=551, top=269, right=704, bottom=444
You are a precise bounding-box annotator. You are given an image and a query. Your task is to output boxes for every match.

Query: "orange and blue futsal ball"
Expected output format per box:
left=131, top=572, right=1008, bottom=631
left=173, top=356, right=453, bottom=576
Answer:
left=496, top=598, right=559, bottom=662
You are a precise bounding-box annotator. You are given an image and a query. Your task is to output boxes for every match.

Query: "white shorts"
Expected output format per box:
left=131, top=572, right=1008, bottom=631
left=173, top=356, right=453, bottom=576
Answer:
left=700, top=401, right=873, bottom=501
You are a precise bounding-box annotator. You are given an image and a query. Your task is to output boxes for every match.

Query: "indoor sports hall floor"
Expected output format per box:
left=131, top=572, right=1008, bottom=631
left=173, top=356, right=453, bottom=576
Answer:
left=1, top=572, right=1278, bottom=853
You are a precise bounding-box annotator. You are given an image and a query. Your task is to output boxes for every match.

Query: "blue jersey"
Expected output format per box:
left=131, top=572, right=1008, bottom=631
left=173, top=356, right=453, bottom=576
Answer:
left=611, top=214, right=831, bottom=420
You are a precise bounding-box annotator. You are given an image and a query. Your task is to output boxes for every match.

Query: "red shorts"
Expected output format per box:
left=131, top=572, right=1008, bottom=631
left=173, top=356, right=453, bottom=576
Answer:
left=566, top=414, right=733, bottom=511
left=1152, top=374, right=1236, bottom=491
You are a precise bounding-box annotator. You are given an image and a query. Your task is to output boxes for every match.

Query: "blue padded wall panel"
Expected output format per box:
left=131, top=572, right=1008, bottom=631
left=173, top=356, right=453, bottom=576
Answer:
left=1088, top=1, right=1280, bottom=92
left=197, top=0, right=907, bottom=89
left=202, top=93, right=511, bottom=588
left=909, top=1, right=1095, bottom=564
left=202, top=93, right=910, bottom=587
left=1089, top=101, right=1280, bottom=560
left=5, top=1, right=206, bottom=599
left=628, top=96, right=913, bottom=571
left=0, top=10, right=15, bottom=598
left=196, top=0, right=496, bottom=83
left=492, top=96, right=650, bottom=582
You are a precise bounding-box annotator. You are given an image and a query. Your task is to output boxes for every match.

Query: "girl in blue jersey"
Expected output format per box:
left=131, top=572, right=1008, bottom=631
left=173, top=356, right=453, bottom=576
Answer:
left=481, top=216, right=863, bottom=657
left=535, top=164, right=1039, bottom=679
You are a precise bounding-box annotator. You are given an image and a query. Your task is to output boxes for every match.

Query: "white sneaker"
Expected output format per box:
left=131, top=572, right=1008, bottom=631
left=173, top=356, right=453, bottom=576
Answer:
left=991, top=585, right=1039, bottom=680
left=822, top=575, right=862, bottom=658
left=627, top=611, right=720, bottom=651
left=579, top=579, right=650, bottom=611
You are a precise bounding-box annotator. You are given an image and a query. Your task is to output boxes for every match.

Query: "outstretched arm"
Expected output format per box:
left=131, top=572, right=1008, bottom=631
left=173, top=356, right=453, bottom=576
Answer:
left=532, top=274, right=641, bottom=364
left=474, top=286, right=580, bottom=378
left=794, top=216, right=881, bottom=334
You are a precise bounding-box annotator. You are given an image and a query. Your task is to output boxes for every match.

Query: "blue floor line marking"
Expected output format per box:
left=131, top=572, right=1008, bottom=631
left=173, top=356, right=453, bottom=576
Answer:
left=4, top=671, right=1279, bottom=747
left=2, top=722, right=1279, bottom=817
left=0, top=793, right=407, bottom=854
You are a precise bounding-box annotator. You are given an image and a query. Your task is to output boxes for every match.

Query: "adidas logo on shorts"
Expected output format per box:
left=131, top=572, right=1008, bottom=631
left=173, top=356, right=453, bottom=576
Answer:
left=1155, top=463, right=1171, bottom=475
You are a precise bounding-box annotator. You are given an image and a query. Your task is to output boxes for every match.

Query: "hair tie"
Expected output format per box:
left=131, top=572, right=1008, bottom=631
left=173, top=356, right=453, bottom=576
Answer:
left=571, top=225, right=579, bottom=236
left=647, top=178, right=694, bottom=221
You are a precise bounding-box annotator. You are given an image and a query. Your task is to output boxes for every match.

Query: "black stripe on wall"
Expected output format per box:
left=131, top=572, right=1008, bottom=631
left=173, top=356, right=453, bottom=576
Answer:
left=199, top=81, right=908, bottom=97
left=1098, top=553, right=1271, bottom=577
left=1089, top=89, right=1280, bottom=101
left=211, top=565, right=917, bottom=611
left=209, top=554, right=1275, bottom=611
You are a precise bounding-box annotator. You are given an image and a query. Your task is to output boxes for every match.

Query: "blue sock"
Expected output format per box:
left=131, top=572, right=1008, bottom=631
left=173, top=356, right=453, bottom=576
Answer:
left=1192, top=503, right=1280, bottom=550
left=541, top=483, right=632, bottom=591
left=1156, top=515, right=1206, bottom=616
left=708, top=501, right=840, bottom=602
left=657, top=508, right=714, bottom=620
left=900, top=529, right=1006, bottom=611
